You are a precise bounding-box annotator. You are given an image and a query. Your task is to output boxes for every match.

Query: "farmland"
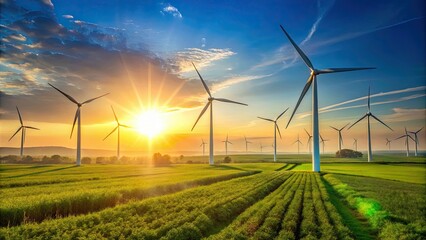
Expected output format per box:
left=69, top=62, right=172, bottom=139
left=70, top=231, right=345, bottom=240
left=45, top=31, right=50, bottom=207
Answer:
left=0, top=155, right=425, bottom=239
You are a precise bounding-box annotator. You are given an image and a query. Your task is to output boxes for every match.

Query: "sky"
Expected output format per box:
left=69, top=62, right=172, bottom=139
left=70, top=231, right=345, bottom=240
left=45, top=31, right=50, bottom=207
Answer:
left=0, top=0, right=425, bottom=155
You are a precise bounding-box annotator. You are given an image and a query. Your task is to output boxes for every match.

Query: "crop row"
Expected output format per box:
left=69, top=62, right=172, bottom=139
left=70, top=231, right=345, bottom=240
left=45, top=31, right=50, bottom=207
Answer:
left=208, top=172, right=354, bottom=240
left=0, top=170, right=257, bottom=226
left=0, top=171, right=291, bottom=239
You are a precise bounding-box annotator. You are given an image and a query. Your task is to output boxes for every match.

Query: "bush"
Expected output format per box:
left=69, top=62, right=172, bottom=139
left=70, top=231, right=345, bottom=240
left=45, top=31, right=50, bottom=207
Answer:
left=21, top=155, right=34, bottom=163
left=336, top=149, right=363, bottom=158
left=153, top=153, right=171, bottom=166
left=0, top=155, right=19, bottom=163
left=81, top=157, right=92, bottom=164
left=223, top=156, right=232, bottom=163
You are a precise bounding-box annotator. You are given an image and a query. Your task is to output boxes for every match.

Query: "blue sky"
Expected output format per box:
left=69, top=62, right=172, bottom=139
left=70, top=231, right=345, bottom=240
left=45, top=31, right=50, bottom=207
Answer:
left=0, top=0, right=425, bottom=153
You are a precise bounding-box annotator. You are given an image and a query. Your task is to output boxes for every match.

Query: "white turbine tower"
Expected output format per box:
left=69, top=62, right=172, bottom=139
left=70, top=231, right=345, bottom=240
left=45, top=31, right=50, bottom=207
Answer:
left=191, top=63, right=247, bottom=165
left=222, top=134, right=232, bottom=156
left=353, top=138, right=358, bottom=152
left=304, top=128, right=312, bottom=153
left=348, top=86, right=393, bottom=162
left=330, top=123, right=349, bottom=153
left=385, top=138, right=392, bottom=151
left=49, top=83, right=109, bottom=166
left=244, top=136, right=252, bottom=153
left=293, top=134, right=303, bottom=155
left=103, top=106, right=131, bottom=161
left=320, top=134, right=329, bottom=154
left=200, top=139, right=207, bottom=156
left=8, top=106, right=40, bottom=158
left=409, top=127, right=423, bottom=156
left=258, top=107, right=289, bottom=162
left=395, top=128, right=415, bottom=157
left=281, top=25, right=375, bottom=172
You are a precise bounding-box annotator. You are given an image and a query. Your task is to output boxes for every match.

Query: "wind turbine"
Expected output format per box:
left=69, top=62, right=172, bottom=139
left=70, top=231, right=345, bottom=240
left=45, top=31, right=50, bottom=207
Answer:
left=320, top=134, right=329, bottom=154
left=191, top=63, right=247, bottom=165
left=348, top=86, right=392, bottom=162
left=330, top=123, right=349, bottom=153
left=244, top=136, right=252, bottom=153
left=258, top=107, right=289, bottom=162
left=260, top=142, right=266, bottom=153
left=293, top=134, right=303, bottom=155
left=304, top=128, right=312, bottom=153
left=409, top=127, right=423, bottom=156
left=8, top=106, right=40, bottom=158
left=353, top=138, right=358, bottom=152
left=49, top=83, right=109, bottom=166
left=281, top=25, right=375, bottom=172
left=200, top=139, right=207, bottom=156
left=103, top=106, right=131, bottom=161
left=385, top=138, right=392, bottom=151
left=222, top=134, right=232, bottom=156
left=394, top=128, right=415, bottom=157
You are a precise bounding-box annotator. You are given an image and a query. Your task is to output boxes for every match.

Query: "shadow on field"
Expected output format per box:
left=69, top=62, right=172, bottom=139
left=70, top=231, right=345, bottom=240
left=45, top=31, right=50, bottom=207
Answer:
left=6, top=165, right=79, bottom=178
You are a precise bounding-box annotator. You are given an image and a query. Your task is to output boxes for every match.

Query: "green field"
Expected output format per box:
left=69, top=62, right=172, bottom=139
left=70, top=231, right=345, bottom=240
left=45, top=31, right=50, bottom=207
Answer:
left=1, top=155, right=425, bottom=239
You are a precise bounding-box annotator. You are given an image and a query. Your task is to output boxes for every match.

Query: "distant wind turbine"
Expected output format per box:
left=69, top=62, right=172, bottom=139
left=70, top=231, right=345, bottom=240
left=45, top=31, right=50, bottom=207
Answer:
left=222, top=134, right=232, bottom=156
left=8, top=106, right=40, bottom=158
left=304, top=128, right=312, bottom=153
left=330, top=123, right=349, bottom=153
left=281, top=25, right=375, bottom=172
left=49, top=83, right=109, bottom=166
left=244, top=136, right=252, bottom=153
left=409, top=127, right=423, bottom=156
left=260, top=142, right=266, bottom=153
left=103, top=106, right=131, bottom=161
left=258, top=107, right=289, bottom=162
left=200, top=139, right=207, bottom=156
left=394, top=128, right=415, bottom=157
left=191, top=63, right=247, bottom=165
left=293, top=134, right=303, bottom=155
left=320, top=134, right=329, bottom=154
left=385, top=138, right=392, bottom=151
left=353, top=138, right=358, bottom=152
left=348, top=86, right=393, bottom=162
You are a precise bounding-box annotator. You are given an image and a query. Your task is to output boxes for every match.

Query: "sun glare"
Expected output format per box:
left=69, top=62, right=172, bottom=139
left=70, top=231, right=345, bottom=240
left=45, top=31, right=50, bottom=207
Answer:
left=134, top=110, right=165, bottom=138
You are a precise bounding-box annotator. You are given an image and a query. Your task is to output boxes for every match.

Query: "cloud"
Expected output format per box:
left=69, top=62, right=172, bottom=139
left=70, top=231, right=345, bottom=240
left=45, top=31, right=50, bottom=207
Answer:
left=211, top=74, right=272, bottom=93
left=168, top=48, right=236, bottom=73
left=300, top=0, right=336, bottom=46
left=161, top=4, right=183, bottom=18
left=62, top=15, right=74, bottom=19
left=381, top=108, right=426, bottom=123
left=201, top=37, right=206, bottom=48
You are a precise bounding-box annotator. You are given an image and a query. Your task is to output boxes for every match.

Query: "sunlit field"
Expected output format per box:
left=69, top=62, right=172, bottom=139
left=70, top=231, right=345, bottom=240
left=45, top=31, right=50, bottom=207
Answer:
left=1, top=154, right=425, bottom=239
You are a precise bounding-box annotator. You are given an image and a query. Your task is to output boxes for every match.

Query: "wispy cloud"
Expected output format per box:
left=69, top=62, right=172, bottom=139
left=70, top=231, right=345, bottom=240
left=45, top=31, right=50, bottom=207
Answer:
left=62, top=15, right=74, bottom=19
left=211, top=74, right=272, bottom=93
left=381, top=108, right=426, bottom=123
left=168, top=48, right=236, bottom=73
left=161, top=4, right=183, bottom=18
left=297, top=86, right=426, bottom=119
left=300, top=0, right=336, bottom=46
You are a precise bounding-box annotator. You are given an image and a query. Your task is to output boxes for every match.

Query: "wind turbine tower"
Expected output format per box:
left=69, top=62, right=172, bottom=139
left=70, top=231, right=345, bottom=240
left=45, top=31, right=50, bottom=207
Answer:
left=103, top=106, right=131, bottom=161
left=244, top=136, right=252, bottom=153
left=395, top=128, right=415, bottom=157
left=281, top=25, right=375, bottom=172
left=222, top=134, right=232, bottom=156
left=304, top=128, right=312, bottom=153
left=191, top=63, right=247, bottom=165
left=200, top=139, right=207, bottom=156
left=409, top=127, right=423, bottom=156
left=330, top=123, right=349, bottom=153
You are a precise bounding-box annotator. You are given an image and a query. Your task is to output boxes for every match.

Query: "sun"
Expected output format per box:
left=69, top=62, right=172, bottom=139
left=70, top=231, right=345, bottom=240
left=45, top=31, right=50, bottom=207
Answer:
left=134, top=109, right=165, bottom=138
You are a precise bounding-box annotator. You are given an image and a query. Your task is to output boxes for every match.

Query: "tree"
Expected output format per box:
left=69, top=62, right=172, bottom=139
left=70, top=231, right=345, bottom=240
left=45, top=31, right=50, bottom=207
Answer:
left=223, top=156, right=232, bottom=163
left=153, top=153, right=171, bottom=166
left=50, top=155, right=62, bottom=163
left=81, top=157, right=92, bottom=164
left=22, top=155, right=34, bottom=163
left=336, top=149, right=363, bottom=158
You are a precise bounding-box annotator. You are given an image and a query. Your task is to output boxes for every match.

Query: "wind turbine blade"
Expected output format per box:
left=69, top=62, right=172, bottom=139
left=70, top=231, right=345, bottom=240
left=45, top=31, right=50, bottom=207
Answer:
left=370, top=114, right=393, bottom=131
left=416, top=127, right=424, bottom=133
left=330, top=126, right=339, bottom=131
left=82, top=93, right=109, bottom=105
left=320, top=134, right=324, bottom=141
left=257, top=117, right=275, bottom=122
left=304, top=128, right=310, bottom=137
left=16, top=106, right=23, bottom=126
left=226, top=134, right=229, bottom=141
left=340, top=123, right=350, bottom=131
left=276, top=123, right=282, bottom=139
left=8, top=127, right=23, bottom=141
left=408, top=135, right=415, bottom=142
left=191, top=102, right=210, bottom=131
left=214, top=98, right=248, bottom=106
left=103, top=126, right=118, bottom=141
left=111, top=106, right=118, bottom=123
left=120, top=124, right=132, bottom=128
left=368, top=86, right=371, bottom=112
left=25, top=126, right=40, bottom=130
left=228, top=141, right=233, bottom=145
left=70, top=108, right=80, bottom=138
left=192, top=62, right=212, bottom=97
left=279, top=25, right=314, bottom=69
left=347, top=114, right=368, bottom=130
left=393, top=135, right=406, bottom=141
left=48, top=83, right=79, bottom=105
left=276, top=107, right=289, bottom=121
left=286, top=75, right=313, bottom=128
left=339, top=132, right=344, bottom=146
left=318, top=67, right=376, bottom=74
